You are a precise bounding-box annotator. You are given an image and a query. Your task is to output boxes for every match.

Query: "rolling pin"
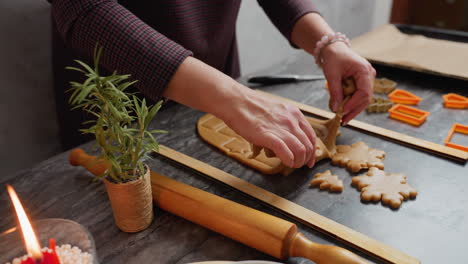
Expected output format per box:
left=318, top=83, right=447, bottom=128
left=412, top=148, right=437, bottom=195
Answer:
left=69, top=149, right=367, bottom=264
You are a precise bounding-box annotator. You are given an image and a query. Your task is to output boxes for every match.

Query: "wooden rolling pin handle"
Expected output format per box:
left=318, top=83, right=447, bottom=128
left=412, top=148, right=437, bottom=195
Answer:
left=289, top=233, right=367, bottom=264
left=69, top=148, right=108, bottom=176
left=69, top=148, right=367, bottom=264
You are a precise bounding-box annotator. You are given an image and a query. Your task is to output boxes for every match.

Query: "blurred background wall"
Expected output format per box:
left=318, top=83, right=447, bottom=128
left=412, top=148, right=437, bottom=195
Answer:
left=0, top=1, right=60, bottom=177
left=0, top=0, right=389, bottom=177
left=237, top=0, right=385, bottom=75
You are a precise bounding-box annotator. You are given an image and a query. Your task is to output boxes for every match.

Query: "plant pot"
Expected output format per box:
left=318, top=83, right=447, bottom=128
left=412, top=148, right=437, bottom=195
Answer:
left=104, top=166, right=153, bottom=232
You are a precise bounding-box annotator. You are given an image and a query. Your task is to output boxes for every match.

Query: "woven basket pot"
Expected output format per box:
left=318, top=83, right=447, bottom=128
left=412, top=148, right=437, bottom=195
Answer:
left=104, top=166, right=153, bottom=232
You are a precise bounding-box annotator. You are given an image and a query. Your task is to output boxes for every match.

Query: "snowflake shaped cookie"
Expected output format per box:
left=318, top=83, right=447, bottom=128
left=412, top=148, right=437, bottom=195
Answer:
left=352, top=167, right=418, bottom=209
left=331, top=141, right=385, bottom=172
left=310, top=170, right=343, bottom=192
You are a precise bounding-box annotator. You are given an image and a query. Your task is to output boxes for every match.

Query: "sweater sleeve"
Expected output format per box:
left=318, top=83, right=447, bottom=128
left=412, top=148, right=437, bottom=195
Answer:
left=51, top=0, right=193, bottom=101
left=257, top=0, right=319, bottom=48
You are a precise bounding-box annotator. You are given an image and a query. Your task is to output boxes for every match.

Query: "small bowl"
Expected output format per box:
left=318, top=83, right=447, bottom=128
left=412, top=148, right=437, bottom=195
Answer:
left=0, top=218, right=98, bottom=264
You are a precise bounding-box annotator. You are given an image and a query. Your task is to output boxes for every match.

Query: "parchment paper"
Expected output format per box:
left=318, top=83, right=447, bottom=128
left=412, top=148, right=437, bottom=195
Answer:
left=351, top=24, right=468, bottom=80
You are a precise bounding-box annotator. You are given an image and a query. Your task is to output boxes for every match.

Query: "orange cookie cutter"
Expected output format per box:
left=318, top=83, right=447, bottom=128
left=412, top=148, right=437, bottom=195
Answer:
left=388, top=89, right=422, bottom=105
left=388, top=104, right=430, bottom=126
left=444, top=123, right=468, bottom=152
left=442, top=93, right=468, bottom=109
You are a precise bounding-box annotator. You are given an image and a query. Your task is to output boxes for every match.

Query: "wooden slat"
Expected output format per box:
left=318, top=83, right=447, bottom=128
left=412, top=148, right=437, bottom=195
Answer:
left=257, top=90, right=468, bottom=162
left=157, top=145, right=420, bottom=264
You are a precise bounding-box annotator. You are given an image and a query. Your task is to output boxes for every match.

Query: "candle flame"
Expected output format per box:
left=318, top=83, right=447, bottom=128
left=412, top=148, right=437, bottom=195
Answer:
left=6, top=184, right=43, bottom=260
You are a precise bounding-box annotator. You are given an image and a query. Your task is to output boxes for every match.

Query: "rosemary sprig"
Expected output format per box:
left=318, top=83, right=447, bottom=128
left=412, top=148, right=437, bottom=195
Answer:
left=67, top=46, right=166, bottom=182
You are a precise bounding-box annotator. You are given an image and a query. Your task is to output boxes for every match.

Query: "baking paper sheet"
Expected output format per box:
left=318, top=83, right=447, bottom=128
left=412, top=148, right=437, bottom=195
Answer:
left=351, top=24, right=468, bottom=80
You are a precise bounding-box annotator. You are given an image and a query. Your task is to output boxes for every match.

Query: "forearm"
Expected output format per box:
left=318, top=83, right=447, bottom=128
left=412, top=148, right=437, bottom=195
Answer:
left=163, top=57, right=251, bottom=122
left=290, top=13, right=334, bottom=55
left=164, top=56, right=316, bottom=168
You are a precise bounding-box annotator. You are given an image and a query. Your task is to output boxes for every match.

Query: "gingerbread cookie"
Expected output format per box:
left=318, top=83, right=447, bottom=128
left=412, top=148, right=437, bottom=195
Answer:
left=366, top=97, right=394, bottom=113
left=331, top=142, right=385, bottom=173
left=310, top=170, right=344, bottom=192
left=374, top=78, right=397, bottom=94
left=352, top=167, right=417, bottom=209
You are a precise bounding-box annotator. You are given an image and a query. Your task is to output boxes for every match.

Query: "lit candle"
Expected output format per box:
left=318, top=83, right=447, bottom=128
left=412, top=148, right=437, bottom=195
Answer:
left=6, top=185, right=60, bottom=264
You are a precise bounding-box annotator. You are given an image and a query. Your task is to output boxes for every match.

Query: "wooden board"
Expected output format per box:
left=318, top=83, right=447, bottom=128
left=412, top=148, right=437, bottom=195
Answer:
left=256, top=90, right=468, bottom=162
left=156, top=145, right=420, bottom=264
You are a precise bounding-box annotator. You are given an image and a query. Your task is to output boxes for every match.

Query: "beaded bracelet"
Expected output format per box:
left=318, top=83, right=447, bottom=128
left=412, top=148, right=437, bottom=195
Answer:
left=313, top=32, right=350, bottom=67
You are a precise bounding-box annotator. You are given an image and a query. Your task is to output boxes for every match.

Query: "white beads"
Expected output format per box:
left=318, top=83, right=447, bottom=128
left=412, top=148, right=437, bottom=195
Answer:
left=5, top=244, right=92, bottom=264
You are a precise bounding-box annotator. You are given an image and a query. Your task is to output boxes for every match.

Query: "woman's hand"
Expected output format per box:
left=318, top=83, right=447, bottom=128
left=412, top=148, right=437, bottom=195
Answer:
left=321, top=42, right=376, bottom=124
left=223, top=89, right=317, bottom=168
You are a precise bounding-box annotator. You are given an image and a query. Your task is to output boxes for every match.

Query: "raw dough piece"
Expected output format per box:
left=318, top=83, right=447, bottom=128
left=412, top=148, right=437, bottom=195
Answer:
left=324, top=78, right=356, bottom=153
left=250, top=114, right=342, bottom=162
left=248, top=79, right=356, bottom=170
left=305, top=116, right=341, bottom=143
left=352, top=167, right=418, bottom=209
left=197, top=114, right=332, bottom=175
left=310, top=170, right=344, bottom=192
left=250, top=130, right=332, bottom=162
left=331, top=142, right=385, bottom=172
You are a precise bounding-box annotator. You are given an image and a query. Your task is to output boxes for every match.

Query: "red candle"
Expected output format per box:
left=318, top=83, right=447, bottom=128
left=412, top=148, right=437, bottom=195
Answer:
left=19, top=244, right=60, bottom=263
left=20, top=239, right=60, bottom=264
left=45, top=239, right=61, bottom=264
left=7, top=185, right=61, bottom=264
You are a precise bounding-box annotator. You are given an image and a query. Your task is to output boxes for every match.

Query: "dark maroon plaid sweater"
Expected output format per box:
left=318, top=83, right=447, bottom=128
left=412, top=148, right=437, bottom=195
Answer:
left=51, top=0, right=317, bottom=101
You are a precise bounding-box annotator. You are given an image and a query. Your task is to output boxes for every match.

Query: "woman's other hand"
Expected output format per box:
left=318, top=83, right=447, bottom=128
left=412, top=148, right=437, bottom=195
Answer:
left=291, top=13, right=376, bottom=125
left=321, top=42, right=376, bottom=124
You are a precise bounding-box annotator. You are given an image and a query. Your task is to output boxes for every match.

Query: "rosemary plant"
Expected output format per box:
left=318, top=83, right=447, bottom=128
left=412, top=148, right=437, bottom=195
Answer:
left=67, top=47, right=166, bottom=183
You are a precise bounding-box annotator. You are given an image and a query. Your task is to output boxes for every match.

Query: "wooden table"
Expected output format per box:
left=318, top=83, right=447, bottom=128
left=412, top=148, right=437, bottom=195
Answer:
left=1, top=53, right=467, bottom=264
